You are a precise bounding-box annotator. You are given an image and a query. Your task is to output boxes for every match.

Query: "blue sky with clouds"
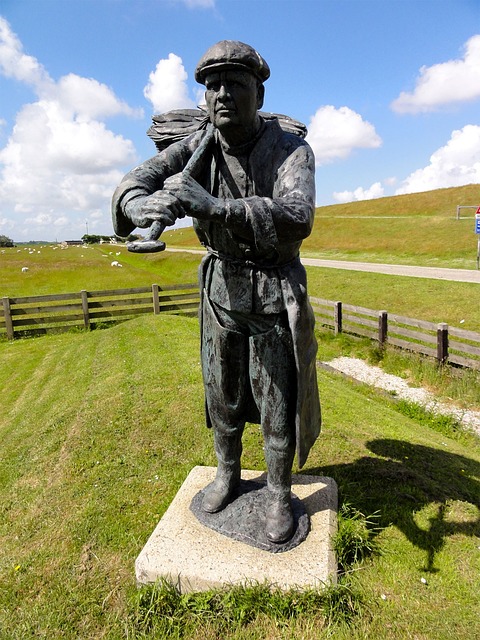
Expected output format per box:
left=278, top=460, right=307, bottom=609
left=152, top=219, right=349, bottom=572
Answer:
left=0, top=0, right=479, bottom=241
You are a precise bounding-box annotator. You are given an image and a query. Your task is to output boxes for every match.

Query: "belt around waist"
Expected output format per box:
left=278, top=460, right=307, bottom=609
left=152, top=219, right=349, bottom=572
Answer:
left=206, top=248, right=300, bottom=270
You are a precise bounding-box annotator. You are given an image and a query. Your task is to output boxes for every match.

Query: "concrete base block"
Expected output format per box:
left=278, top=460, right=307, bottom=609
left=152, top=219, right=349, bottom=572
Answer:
left=135, top=466, right=338, bottom=592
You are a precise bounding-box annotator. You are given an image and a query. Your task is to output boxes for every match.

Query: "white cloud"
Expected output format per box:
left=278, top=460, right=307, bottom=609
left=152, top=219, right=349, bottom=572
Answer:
left=0, top=18, right=142, bottom=241
left=54, top=216, right=69, bottom=227
left=306, top=105, right=381, bottom=167
left=0, top=16, right=52, bottom=91
left=333, top=182, right=385, bottom=204
left=396, top=125, right=480, bottom=194
left=25, top=213, right=54, bottom=226
left=391, top=35, right=480, bottom=114
left=144, top=53, right=196, bottom=113
left=55, top=74, right=142, bottom=121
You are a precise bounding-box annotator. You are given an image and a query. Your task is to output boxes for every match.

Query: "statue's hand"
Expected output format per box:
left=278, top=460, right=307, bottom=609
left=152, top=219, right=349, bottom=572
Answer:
left=163, top=173, right=222, bottom=220
left=125, top=192, right=184, bottom=228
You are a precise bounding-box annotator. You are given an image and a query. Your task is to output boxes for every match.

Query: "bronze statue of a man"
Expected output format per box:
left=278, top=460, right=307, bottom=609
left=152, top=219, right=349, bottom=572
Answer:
left=112, top=41, right=321, bottom=543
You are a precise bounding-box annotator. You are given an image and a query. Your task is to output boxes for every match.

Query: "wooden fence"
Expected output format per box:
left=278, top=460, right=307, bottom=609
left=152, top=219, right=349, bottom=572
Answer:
left=310, top=297, right=480, bottom=371
left=1, top=286, right=479, bottom=372
left=0, top=283, right=200, bottom=340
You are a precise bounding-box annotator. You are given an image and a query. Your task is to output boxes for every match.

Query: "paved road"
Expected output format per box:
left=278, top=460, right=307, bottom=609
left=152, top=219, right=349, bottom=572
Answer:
left=301, top=258, right=480, bottom=283
left=166, top=249, right=480, bottom=283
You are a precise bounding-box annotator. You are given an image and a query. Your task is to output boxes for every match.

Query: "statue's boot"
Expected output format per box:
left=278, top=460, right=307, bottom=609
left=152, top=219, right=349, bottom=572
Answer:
left=265, top=448, right=295, bottom=543
left=265, top=493, right=294, bottom=543
left=202, top=431, right=242, bottom=513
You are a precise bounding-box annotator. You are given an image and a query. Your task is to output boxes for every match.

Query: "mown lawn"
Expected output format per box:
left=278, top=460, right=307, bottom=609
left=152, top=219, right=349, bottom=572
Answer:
left=0, top=314, right=478, bottom=639
left=1, top=187, right=479, bottom=637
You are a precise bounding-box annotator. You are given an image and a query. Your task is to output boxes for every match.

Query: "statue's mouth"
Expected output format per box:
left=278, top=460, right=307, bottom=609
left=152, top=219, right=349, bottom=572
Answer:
left=216, top=106, right=235, bottom=114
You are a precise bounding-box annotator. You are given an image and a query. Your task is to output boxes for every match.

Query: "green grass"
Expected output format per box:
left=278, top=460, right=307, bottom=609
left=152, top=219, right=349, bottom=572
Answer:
left=0, top=244, right=201, bottom=297
left=315, top=328, right=480, bottom=411
left=305, top=267, right=480, bottom=331
left=334, top=504, right=381, bottom=573
left=1, top=185, right=479, bottom=637
left=0, top=315, right=479, bottom=639
left=2, top=237, right=479, bottom=333
left=303, top=184, right=480, bottom=269
left=128, top=578, right=366, bottom=638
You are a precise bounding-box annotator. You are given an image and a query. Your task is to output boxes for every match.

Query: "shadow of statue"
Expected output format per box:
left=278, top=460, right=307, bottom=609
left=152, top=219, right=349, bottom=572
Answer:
left=305, top=438, right=479, bottom=572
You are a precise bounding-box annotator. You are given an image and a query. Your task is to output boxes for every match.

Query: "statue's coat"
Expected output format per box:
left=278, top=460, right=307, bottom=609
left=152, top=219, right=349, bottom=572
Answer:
left=112, top=119, right=321, bottom=467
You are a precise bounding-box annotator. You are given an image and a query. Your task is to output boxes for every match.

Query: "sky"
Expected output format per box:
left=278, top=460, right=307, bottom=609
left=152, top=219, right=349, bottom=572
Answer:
left=0, top=0, right=479, bottom=242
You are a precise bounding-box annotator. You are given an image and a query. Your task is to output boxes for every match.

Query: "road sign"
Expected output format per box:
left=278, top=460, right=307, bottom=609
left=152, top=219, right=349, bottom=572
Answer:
left=476, top=213, right=480, bottom=234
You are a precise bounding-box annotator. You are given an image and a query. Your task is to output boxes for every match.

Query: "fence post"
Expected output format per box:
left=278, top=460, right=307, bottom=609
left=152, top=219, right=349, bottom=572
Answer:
left=334, top=301, right=342, bottom=335
left=2, top=297, right=14, bottom=340
left=378, top=310, right=388, bottom=348
left=437, top=323, right=449, bottom=365
left=152, top=284, right=160, bottom=315
left=80, top=290, right=90, bottom=330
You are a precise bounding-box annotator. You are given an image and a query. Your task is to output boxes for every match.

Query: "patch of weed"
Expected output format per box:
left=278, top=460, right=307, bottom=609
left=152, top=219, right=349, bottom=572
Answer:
left=395, top=399, right=462, bottom=438
left=320, top=579, right=367, bottom=626
left=128, top=578, right=367, bottom=637
left=334, top=504, right=381, bottom=573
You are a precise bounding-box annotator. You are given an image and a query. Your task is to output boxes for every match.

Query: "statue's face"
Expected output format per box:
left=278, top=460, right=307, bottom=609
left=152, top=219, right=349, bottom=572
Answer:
left=204, top=70, right=263, bottom=136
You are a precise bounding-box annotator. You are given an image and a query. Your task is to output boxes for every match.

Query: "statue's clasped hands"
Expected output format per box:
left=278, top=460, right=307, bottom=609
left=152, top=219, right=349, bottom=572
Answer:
left=163, top=173, right=222, bottom=220
left=126, top=173, right=222, bottom=229
left=126, top=190, right=182, bottom=228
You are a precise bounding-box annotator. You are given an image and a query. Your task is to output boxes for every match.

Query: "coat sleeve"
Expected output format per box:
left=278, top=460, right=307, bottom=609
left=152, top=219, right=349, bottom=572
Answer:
left=223, top=138, right=316, bottom=253
left=111, top=133, right=201, bottom=237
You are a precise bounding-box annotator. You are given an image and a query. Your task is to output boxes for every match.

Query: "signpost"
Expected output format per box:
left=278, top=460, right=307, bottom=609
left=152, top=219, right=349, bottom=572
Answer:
left=476, top=208, right=480, bottom=269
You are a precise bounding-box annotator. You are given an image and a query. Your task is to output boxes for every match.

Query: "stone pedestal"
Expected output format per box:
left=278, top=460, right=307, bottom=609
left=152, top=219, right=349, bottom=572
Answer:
left=135, top=466, right=337, bottom=592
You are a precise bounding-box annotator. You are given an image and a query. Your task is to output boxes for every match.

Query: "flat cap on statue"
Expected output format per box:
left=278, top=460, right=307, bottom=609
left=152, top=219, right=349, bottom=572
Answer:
left=195, top=40, right=270, bottom=84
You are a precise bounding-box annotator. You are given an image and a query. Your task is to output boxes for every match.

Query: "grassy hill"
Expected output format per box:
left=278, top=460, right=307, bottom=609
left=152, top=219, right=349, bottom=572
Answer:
left=314, top=184, right=479, bottom=218
left=0, top=314, right=479, bottom=638
left=163, top=184, right=480, bottom=268
left=1, top=186, right=479, bottom=637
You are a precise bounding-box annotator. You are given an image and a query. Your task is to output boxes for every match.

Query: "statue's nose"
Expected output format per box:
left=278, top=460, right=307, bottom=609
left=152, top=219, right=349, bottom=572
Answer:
left=218, top=84, right=229, bottom=100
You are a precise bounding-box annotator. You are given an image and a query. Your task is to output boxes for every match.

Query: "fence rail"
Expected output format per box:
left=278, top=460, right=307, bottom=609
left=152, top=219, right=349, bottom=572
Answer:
left=1, top=283, right=199, bottom=339
left=310, top=297, right=480, bottom=371
left=2, top=286, right=479, bottom=372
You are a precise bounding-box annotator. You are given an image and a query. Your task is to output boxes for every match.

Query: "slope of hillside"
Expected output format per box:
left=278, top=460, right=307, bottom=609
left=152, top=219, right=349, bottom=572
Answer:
left=0, top=314, right=479, bottom=638
left=314, top=184, right=479, bottom=219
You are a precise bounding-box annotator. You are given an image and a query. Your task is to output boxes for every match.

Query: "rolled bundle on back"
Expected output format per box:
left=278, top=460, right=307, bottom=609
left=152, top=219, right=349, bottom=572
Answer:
left=147, top=108, right=307, bottom=153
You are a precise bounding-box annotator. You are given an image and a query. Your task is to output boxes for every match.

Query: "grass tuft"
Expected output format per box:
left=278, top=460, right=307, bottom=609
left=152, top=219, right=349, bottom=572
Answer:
left=128, top=578, right=367, bottom=637
left=334, top=504, right=381, bottom=573
left=395, top=400, right=462, bottom=437
left=320, top=579, right=368, bottom=626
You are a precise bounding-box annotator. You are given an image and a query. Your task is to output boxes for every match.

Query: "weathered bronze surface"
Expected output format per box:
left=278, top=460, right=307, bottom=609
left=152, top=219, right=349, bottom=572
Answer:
left=190, top=479, right=310, bottom=553
left=112, top=41, right=321, bottom=546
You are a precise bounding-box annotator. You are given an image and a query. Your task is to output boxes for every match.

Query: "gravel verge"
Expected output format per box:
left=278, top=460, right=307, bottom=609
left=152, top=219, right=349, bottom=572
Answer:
left=323, top=356, right=480, bottom=436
